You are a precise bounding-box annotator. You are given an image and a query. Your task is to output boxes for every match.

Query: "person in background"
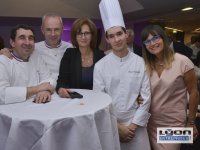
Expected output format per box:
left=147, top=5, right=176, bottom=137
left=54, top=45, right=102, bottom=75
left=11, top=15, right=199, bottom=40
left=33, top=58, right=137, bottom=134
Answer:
left=190, top=36, right=200, bottom=64
left=186, top=35, right=197, bottom=47
left=93, top=0, right=151, bottom=150
left=0, top=24, right=55, bottom=104
left=196, top=51, right=200, bottom=67
left=126, top=28, right=142, bottom=57
left=141, top=24, right=199, bottom=150
left=56, top=17, right=104, bottom=98
left=0, top=13, right=72, bottom=82
left=0, top=36, right=4, bottom=49
left=169, top=34, right=193, bottom=59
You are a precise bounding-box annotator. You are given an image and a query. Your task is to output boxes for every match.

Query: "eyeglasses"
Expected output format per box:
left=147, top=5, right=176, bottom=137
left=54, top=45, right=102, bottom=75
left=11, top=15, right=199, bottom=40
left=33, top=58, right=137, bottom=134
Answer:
left=143, top=35, right=161, bottom=46
left=76, top=32, right=91, bottom=38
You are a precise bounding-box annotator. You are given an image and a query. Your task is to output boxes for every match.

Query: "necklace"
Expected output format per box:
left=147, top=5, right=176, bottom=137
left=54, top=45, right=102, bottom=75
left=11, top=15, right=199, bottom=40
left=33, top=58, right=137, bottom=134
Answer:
left=155, top=59, right=164, bottom=66
left=82, top=57, right=92, bottom=63
left=156, top=63, right=164, bottom=66
left=155, top=63, right=164, bottom=70
left=81, top=56, right=93, bottom=67
left=80, top=48, right=93, bottom=67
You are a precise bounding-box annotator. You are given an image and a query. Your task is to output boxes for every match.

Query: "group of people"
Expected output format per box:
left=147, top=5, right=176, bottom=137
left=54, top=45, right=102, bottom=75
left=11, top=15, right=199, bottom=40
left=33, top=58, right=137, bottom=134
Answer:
left=0, top=0, right=199, bottom=150
left=0, top=13, right=104, bottom=102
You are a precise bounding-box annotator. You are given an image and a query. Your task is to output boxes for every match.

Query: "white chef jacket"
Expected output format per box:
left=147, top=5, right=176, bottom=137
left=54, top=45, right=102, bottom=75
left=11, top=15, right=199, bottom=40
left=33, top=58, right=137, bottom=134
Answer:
left=35, top=41, right=72, bottom=81
left=0, top=51, right=56, bottom=105
left=93, top=51, right=151, bottom=126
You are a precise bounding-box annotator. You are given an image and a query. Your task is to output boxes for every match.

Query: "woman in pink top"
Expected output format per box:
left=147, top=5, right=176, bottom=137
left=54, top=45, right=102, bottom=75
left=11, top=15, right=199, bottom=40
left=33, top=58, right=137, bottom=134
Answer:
left=141, top=24, right=199, bottom=150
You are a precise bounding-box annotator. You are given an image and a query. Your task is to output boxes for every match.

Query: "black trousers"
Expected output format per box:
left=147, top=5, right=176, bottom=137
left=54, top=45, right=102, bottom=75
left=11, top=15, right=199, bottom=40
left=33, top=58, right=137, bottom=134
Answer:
left=180, top=117, right=200, bottom=150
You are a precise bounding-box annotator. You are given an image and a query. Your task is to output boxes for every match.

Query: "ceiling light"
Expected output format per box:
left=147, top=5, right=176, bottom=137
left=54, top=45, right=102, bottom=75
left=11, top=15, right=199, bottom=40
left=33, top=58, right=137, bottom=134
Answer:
left=195, top=28, right=200, bottom=31
left=193, top=28, right=200, bottom=33
left=164, top=27, right=183, bottom=32
left=181, top=7, right=193, bottom=11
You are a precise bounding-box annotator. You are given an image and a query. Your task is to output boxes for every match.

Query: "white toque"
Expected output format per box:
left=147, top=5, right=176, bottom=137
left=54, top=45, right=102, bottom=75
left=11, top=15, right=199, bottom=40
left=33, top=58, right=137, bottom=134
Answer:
left=99, top=0, right=125, bottom=32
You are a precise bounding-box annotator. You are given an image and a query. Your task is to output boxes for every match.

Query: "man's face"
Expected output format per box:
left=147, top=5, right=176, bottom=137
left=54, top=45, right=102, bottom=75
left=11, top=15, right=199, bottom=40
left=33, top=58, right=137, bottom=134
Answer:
left=10, top=28, right=35, bottom=60
left=106, top=26, right=128, bottom=52
left=41, top=16, right=63, bottom=47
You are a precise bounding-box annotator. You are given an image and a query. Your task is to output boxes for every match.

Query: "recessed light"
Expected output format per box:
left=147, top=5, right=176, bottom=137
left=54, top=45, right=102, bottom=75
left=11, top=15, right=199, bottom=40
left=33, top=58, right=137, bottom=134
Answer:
left=181, top=7, right=193, bottom=11
left=173, top=30, right=177, bottom=33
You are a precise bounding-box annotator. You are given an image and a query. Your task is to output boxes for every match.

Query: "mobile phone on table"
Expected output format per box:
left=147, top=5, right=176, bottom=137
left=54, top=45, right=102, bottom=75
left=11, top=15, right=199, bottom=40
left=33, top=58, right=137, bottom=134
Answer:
left=69, top=91, right=83, bottom=99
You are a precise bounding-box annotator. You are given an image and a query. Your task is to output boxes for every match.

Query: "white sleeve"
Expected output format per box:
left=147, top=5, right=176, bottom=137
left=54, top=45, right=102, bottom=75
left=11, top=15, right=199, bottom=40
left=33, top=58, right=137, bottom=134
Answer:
left=93, top=63, right=106, bottom=92
left=4, top=87, right=27, bottom=104
left=37, top=55, right=56, bottom=88
left=132, top=70, right=151, bottom=126
left=0, top=58, right=26, bottom=105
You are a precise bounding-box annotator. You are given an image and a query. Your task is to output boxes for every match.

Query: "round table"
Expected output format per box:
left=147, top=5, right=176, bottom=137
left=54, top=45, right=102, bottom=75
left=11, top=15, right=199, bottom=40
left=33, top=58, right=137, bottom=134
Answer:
left=0, top=89, right=120, bottom=150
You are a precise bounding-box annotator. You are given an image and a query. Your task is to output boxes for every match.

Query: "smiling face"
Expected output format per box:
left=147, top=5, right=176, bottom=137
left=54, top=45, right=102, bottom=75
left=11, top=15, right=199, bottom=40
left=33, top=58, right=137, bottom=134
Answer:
left=41, top=16, right=63, bottom=48
left=144, top=34, right=164, bottom=57
left=106, top=26, right=128, bottom=53
left=76, top=24, right=92, bottom=48
left=10, top=28, right=35, bottom=60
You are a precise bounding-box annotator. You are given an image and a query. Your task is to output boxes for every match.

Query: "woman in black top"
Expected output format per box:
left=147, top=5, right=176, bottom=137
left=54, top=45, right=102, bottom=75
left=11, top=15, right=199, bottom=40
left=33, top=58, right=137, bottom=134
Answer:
left=56, top=18, right=104, bottom=98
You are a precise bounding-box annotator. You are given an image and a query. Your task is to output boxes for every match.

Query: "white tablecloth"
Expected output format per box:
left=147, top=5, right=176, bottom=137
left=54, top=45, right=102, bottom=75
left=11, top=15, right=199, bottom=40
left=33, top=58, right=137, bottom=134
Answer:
left=0, top=89, right=120, bottom=150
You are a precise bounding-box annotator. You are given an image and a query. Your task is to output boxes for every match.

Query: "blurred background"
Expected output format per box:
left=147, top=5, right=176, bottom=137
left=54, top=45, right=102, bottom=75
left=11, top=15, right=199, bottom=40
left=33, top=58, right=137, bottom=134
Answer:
left=0, top=0, right=200, bottom=49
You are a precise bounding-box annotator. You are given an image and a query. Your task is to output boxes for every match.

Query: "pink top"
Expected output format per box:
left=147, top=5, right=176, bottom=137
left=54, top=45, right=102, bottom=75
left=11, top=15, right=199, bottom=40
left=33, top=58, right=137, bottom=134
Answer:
left=149, top=53, right=194, bottom=126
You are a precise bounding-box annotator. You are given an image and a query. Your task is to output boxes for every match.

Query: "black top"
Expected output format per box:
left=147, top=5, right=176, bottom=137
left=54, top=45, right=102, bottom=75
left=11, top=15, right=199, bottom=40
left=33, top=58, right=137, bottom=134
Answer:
left=173, top=41, right=193, bottom=59
left=81, top=65, right=94, bottom=89
left=56, top=48, right=105, bottom=92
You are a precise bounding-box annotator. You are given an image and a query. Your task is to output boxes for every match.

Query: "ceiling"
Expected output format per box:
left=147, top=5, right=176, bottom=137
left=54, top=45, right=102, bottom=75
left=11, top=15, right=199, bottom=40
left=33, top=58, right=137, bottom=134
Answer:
left=0, top=0, right=200, bottom=33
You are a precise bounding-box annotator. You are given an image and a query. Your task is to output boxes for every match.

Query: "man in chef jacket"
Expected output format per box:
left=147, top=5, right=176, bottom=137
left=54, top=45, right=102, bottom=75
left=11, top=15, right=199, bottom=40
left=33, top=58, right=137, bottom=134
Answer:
left=0, top=13, right=72, bottom=82
left=93, top=0, right=151, bottom=149
left=35, top=13, right=72, bottom=81
left=0, top=24, right=56, bottom=105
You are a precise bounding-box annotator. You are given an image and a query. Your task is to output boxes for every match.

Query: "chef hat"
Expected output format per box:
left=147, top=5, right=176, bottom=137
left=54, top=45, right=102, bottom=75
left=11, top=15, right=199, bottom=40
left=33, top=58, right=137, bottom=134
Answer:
left=99, top=0, right=125, bottom=32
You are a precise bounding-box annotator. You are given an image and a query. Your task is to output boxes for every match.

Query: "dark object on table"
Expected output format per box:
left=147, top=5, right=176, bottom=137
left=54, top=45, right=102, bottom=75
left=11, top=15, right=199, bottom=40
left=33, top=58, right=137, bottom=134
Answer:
left=69, top=91, right=83, bottom=99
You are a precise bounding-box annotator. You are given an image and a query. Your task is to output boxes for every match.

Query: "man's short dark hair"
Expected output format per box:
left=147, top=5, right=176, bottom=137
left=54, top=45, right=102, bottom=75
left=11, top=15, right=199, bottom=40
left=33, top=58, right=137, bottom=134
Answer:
left=105, top=26, right=126, bottom=39
left=10, top=24, right=35, bottom=41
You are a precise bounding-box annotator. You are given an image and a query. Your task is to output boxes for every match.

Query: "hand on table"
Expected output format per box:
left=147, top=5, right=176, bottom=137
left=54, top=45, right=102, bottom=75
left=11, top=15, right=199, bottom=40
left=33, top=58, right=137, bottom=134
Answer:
left=58, top=88, right=72, bottom=98
left=34, top=91, right=51, bottom=103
